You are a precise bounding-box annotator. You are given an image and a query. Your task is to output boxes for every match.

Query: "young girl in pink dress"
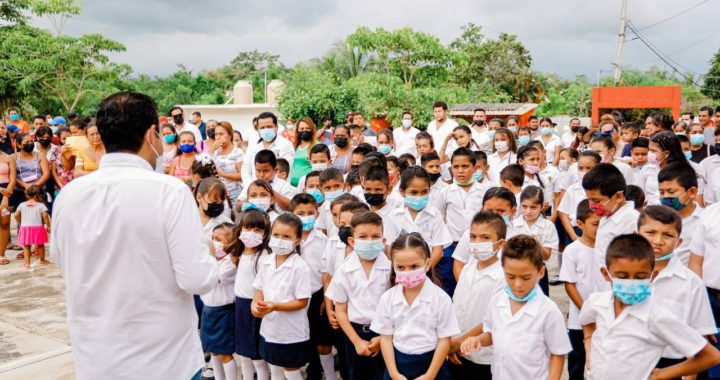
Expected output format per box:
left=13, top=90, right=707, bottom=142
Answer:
left=15, top=185, right=50, bottom=270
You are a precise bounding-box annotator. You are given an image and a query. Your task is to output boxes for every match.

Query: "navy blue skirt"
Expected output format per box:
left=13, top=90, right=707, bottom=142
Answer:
left=383, top=348, right=451, bottom=380
left=308, top=289, right=334, bottom=347
left=259, top=336, right=311, bottom=368
left=235, top=297, right=262, bottom=359
left=200, top=303, right=235, bottom=354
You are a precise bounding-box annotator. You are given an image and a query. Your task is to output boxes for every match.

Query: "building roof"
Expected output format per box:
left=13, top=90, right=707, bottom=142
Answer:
left=450, top=103, right=538, bottom=116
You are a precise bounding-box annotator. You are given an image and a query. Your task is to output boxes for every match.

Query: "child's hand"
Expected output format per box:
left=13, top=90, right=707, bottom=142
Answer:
left=390, top=374, right=408, bottom=380
left=448, top=352, right=462, bottom=365
left=460, top=336, right=482, bottom=355
left=354, top=339, right=372, bottom=356
left=327, top=309, right=339, bottom=329
left=255, top=300, right=274, bottom=317
left=449, top=336, right=462, bottom=354
left=368, top=336, right=381, bottom=356
left=648, top=368, right=667, bottom=380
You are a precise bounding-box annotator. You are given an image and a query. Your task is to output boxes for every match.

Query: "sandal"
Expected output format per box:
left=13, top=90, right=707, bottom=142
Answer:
left=0, top=257, right=8, bottom=265
left=15, top=253, right=23, bottom=260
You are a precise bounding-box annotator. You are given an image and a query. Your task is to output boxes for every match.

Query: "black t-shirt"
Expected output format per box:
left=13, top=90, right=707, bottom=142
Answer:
left=691, top=144, right=716, bottom=163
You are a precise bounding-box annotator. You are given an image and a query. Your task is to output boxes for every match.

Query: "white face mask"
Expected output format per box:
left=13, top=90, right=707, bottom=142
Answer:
left=495, top=141, right=509, bottom=153
left=269, top=237, right=295, bottom=256
left=558, top=159, right=569, bottom=171
left=469, top=241, right=499, bottom=261
left=311, top=163, right=328, bottom=171
left=402, top=119, right=412, bottom=129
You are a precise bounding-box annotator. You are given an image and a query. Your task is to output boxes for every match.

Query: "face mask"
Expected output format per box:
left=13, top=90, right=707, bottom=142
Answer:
left=179, top=143, right=196, bottom=153
left=298, top=131, right=313, bottom=142
left=472, top=171, right=483, bottom=182
left=207, top=128, right=216, bottom=139
left=690, top=134, right=705, bottom=146
left=589, top=197, right=614, bottom=217
left=675, top=131, right=686, bottom=136
left=469, top=241, right=499, bottom=261
left=21, top=142, right=34, bottom=153
left=364, top=193, right=385, bottom=207
left=203, top=201, right=224, bottom=218
left=495, top=141, right=509, bottom=152
left=541, top=127, right=554, bottom=135
left=173, top=115, right=184, bottom=125
left=428, top=172, right=441, bottom=182
left=246, top=197, right=272, bottom=212
left=350, top=164, right=359, bottom=172
left=239, top=231, right=264, bottom=248
left=212, top=240, right=227, bottom=259
left=378, top=144, right=392, bottom=155
left=269, top=237, right=296, bottom=256
left=164, top=134, right=176, bottom=144
left=259, top=128, right=276, bottom=142
left=354, top=239, right=384, bottom=260
left=10, top=114, right=19, bottom=121
left=577, top=170, right=587, bottom=182
left=518, top=136, right=530, bottom=146
left=338, top=226, right=352, bottom=245
left=453, top=176, right=475, bottom=187
left=402, top=119, right=412, bottom=128
left=395, top=267, right=427, bottom=288
left=404, top=194, right=429, bottom=211
left=504, top=284, right=537, bottom=303
left=656, top=252, right=674, bottom=261
left=488, top=131, right=496, bottom=140
left=558, top=159, right=569, bottom=171
left=300, top=215, right=316, bottom=231
left=601, top=130, right=614, bottom=137
left=502, top=215, right=511, bottom=225
left=38, top=138, right=52, bottom=147
left=648, top=151, right=664, bottom=166
left=612, top=278, right=651, bottom=305
left=311, top=163, right=328, bottom=171
left=525, top=165, right=540, bottom=175
left=508, top=126, right=518, bottom=134
left=306, top=188, right=324, bottom=204
left=571, top=126, right=580, bottom=133
left=683, top=151, right=692, bottom=160
left=660, top=191, right=689, bottom=210
left=334, top=137, right=349, bottom=148
left=324, top=189, right=343, bottom=202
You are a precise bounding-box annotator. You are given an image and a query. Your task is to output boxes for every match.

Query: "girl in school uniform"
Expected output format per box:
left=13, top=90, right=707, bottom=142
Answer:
left=487, top=127, right=518, bottom=183
left=195, top=177, right=234, bottom=240
left=371, top=232, right=460, bottom=380
left=233, top=209, right=271, bottom=380
left=252, top=213, right=312, bottom=380
left=508, top=186, right=559, bottom=296
left=200, top=223, right=238, bottom=380
left=240, top=179, right=281, bottom=223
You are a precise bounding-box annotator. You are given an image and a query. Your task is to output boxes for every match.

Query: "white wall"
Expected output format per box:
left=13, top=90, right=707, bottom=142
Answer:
left=176, top=104, right=279, bottom=143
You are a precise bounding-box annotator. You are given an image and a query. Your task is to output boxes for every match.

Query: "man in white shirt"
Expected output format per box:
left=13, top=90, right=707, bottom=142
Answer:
left=470, top=108, right=492, bottom=155
left=426, top=101, right=458, bottom=146
left=51, top=92, right=219, bottom=380
left=170, top=106, right=203, bottom=142
left=562, top=118, right=581, bottom=148
left=393, top=111, right=420, bottom=157
left=241, top=112, right=295, bottom=182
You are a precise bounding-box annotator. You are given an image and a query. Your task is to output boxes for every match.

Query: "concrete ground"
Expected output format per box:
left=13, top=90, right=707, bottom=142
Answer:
left=0, top=245, right=569, bottom=380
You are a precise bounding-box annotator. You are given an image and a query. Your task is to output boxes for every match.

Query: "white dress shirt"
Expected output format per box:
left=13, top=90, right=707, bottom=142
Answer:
left=426, top=118, right=459, bottom=147
left=178, top=121, right=203, bottom=142
left=699, top=154, right=720, bottom=204
left=371, top=278, right=460, bottom=354
left=690, top=202, right=720, bottom=289
left=431, top=181, right=492, bottom=241
left=50, top=153, right=219, bottom=380
left=201, top=254, right=238, bottom=307
left=557, top=181, right=588, bottom=227
left=557, top=240, right=607, bottom=329
left=594, top=202, right=639, bottom=268
left=383, top=206, right=452, bottom=248
left=676, top=204, right=703, bottom=266
left=535, top=134, right=562, bottom=165
left=235, top=251, right=269, bottom=299
left=240, top=135, right=295, bottom=182
left=487, top=151, right=517, bottom=184
left=393, top=126, right=420, bottom=157
left=322, top=235, right=348, bottom=277
left=507, top=216, right=559, bottom=259
left=301, top=229, right=328, bottom=292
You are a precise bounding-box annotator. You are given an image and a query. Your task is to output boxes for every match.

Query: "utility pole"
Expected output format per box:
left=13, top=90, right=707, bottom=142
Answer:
left=613, top=0, right=628, bottom=83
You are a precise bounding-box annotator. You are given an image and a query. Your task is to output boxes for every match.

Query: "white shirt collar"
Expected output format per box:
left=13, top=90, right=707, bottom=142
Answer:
left=99, top=152, right=153, bottom=171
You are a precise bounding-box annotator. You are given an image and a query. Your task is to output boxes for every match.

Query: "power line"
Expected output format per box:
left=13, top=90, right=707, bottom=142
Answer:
left=636, top=0, right=710, bottom=31
left=626, top=22, right=699, bottom=85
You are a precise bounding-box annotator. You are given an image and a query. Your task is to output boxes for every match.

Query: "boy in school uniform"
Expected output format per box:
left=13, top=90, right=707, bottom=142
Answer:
left=499, top=164, right=524, bottom=207
left=448, top=211, right=508, bottom=379
left=582, top=163, right=640, bottom=268
left=420, top=152, right=447, bottom=204
left=580, top=234, right=720, bottom=379
left=296, top=144, right=333, bottom=191
left=326, top=211, right=391, bottom=380
left=557, top=151, right=601, bottom=242
left=658, top=162, right=704, bottom=266
left=361, top=166, right=401, bottom=221
left=275, top=158, right=290, bottom=182
left=239, top=149, right=297, bottom=211
left=315, top=168, right=346, bottom=237
left=559, top=200, right=605, bottom=380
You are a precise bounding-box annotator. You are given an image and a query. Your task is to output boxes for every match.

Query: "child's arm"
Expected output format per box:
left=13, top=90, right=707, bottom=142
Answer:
left=266, top=298, right=309, bottom=312
left=558, top=212, right=578, bottom=241
left=420, top=337, right=451, bottom=380
left=541, top=247, right=552, bottom=261
left=14, top=208, right=20, bottom=224
left=42, top=211, right=50, bottom=233
left=335, top=302, right=372, bottom=356
left=322, top=273, right=339, bottom=329
left=650, top=343, right=720, bottom=380
left=251, top=289, right=267, bottom=318
left=582, top=323, right=596, bottom=369
left=379, top=335, right=404, bottom=380
left=459, top=332, right=493, bottom=355
left=430, top=245, right=443, bottom=268
left=548, top=354, right=565, bottom=380
left=564, top=282, right=584, bottom=310
left=452, top=260, right=464, bottom=282
left=450, top=322, right=484, bottom=355
left=689, top=253, right=704, bottom=278
left=274, top=193, right=292, bottom=211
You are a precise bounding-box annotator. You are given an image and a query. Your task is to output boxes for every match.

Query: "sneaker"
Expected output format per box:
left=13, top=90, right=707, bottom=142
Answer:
left=201, top=367, right=214, bottom=380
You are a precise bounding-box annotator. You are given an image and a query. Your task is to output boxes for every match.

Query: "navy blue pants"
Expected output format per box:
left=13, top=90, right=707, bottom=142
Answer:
left=439, top=242, right=458, bottom=297
left=343, top=323, right=385, bottom=380
left=568, top=329, right=585, bottom=380
left=705, top=287, right=720, bottom=379
left=656, top=357, right=684, bottom=380
left=383, top=348, right=451, bottom=380
left=539, top=266, right=549, bottom=296
left=448, top=355, right=491, bottom=379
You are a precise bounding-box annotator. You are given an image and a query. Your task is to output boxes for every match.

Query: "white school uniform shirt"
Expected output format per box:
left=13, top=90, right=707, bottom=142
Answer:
left=557, top=240, right=607, bottom=330
left=325, top=251, right=392, bottom=325
left=203, top=215, right=233, bottom=241
left=235, top=251, right=268, bottom=299
left=487, top=151, right=517, bottom=184
left=50, top=153, right=219, bottom=380
left=557, top=181, right=587, bottom=227
left=594, top=202, right=639, bottom=268
left=201, top=254, right=238, bottom=307
left=322, top=235, right=348, bottom=277
left=535, top=134, right=562, bottom=165
left=315, top=201, right=336, bottom=237
left=677, top=204, right=703, bottom=266
left=452, top=260, right=505, bottom=364
left=301, top=229, right=328, bottom=293
left=700, top=154, right=720, bottom=204
left=238, top=177, right=297, bottom=213
left=450, top=231, right=472, bottom=264
left=482, top=291, right=572, bottom=380
left=470, top=126, right=493, bottom=155
left=507, top=216, right=559, bottom=259
left=240, top=135, right=295, bottom=182
left=374, top=196, right=403, bottom=221
left=690, top=202, right=720, bottom=289
left=371, top=278, right=460, bottom=355
left=429, top=179, right=448, bottom=205
left=431, top=181, right=491, bottom=242
left=393, top=126, right=420, bottom=157
left=383, top=206, right=452, bottom=248
left=612, top=160, right=635, bottom=187
left=579, top=291, right=707, bottom=380
left=652, top=257, right=717, bottom=358
left=426, top=118, right=459, bottom=147
left=538, top=164, right=560, bottom=196
left=253, top=253, right=312, bottom=344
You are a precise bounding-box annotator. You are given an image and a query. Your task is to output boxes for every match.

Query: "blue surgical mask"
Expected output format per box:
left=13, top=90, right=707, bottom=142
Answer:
left=660, top=191, right=689, bottom=210
left=502, top=215, right=511, bottom=225
left=487, top=131, right=496, bottom=140
left=324, top=189, right=343, bottom=202
left=306, top=188, right=324, bottom=204
left=472, top=171, right=483, bottom=182
left=259, top=128, right=276, bottom=142
left=378, top=144, right=392, bottom=155
left=300, top=215, right=316, bottom=231
left=354, top=239, right=384, bottom=260
left=404, top=195, right=429, bottom=211
left=508, top=126, right=517, bottom=134
left=656, top=252, right=674, bottom=261
left=612, top=278, right=651, bottom=305
left=690, top=134, right=705, bottom=146
left=541, top=127, right=554, bottom=135
left=684, top=151, right=693, bottom=160
left=10, top=114, right=19, bottom=121
left=179, top=143, right=196, bottom=153
left=518, top=136, right=530, bottom=146
left=504, top=284, right=537, bottom=303
left=164, top=134, right=176, bottom=144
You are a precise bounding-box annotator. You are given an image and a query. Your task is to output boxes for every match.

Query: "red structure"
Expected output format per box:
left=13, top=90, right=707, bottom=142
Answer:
left=591, top=86, right=682, bottom=125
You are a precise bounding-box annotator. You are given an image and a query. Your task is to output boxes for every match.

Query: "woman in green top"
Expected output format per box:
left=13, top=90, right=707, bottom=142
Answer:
left=290, top=117, right=317, bottom=186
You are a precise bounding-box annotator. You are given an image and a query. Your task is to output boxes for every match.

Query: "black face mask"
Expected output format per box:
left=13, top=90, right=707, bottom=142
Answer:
left=428, top=172, right=441, bottom=182
left=203, top=202, right=224, bottom=218
left=350, top=164, right=359, bottom=172
left=334, top=137, right=349, bottom=148
left=364, top=193, right=385, bottom=207
left=173, top=115, right=184, bottom=125
left=570, top=126, right=580, bottom=133
left=38, top=138, right=52, bottom=147
left=299, top=131, right=313, bottom=142
left=338, top=226, right=352, bottom=245
left=207, top=128, right=215, bottom=139
left=22, top=143, right=34, bottom=153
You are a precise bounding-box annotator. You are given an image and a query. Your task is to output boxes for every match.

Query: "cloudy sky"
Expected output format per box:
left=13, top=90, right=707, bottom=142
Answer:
left=36, top=0, right=717, bottom=81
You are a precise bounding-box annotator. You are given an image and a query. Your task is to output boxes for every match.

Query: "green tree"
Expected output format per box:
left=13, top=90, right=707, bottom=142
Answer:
left=277, top=66, right=359, bottom=123
left=702, top=50, right=720, bottom=102
left=205, top=50, right=287, bottom=103
left=131, top=66, right=227, bottom=115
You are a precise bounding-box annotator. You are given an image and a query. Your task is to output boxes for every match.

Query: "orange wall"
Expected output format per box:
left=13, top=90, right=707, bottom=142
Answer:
left=591, top=86, right=681, bottom=125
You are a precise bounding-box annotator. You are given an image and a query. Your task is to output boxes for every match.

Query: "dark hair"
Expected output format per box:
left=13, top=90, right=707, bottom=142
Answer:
left=34, top=126, right=52, bottom=138
left=276, top=158, right=290, bottom=174
left=96, top=92, right=159, bottom=153
left=631, top=137, right=649, bottom=150
left=638, top=205, right=682, bottom=235
left=386, top=155, right=408, bottom=176
left=310, top=143, right=331, bottom=160
left=474, top=150, right=488, bottom=165
left=517, top=145, right=544, bottom=189
left=483, top=186, right=517, bottom=209
left=247, top=179, right=276, bottom=213
left=175, top=131, right=197, bottom=156
left=389, top=232, right=440, bottom=287
left=582, top=163, right=626, bottom=198
left=420, top=152, right=440, bottom=166
left=192, top=111, right=201, bottom=118
left=352, top=144, right=372, bottom=158
left=32, top=115, right=46, bottom=123
left=579, top=150, right=601, bottom=164
left=651, top=131, right=686, bottom=165
left=433, top=101, right=448, bottom=110
left=340, top=201, right=370, bottom=215
left=520, top=185, right=544, bottom=206
left=626, top=185, right=645, bottom=209
left=699, top=106, right=714, bottom=115
left=502, top=235, right=544, bottom=270
left=233, top=209, right=271, bottom=269
left=622, top=123, right=641, bottom=134
left=332, top=194, right=362, bottom=211
left=169, top=106, right=183, bottom=115
left=471, top=210, right=507, bottom=239
left=351, top=211, right=383, bottom=230
left=561, top=147, right=579, bottom=161
left=365, top=151, right=388, bottom=170
left=193, top=177, right=232, bottom=215
left=451, top=147, right=476, bottom=166
left=453, top=125, right=479, bottom=150
left=363, top=166, right=390, bottom=187
left=56, top=126, right=71, bottom=139
left=345, top=169, right=361, bottom=187
left=399, top=166, right=430, bottom=191
left=576, top=199, right=592, bottom=223
left=272, top=213, right=303, bottom=256
left=473, top=108, right=486, bottom=114
left=528, top=115, right=538, bottom=122
left=676, top=134, right=690, bottom=145
left=305, top=170, right=321, bottom=185
left=25, top=184, right=43, bottom=201
left=658, top=161, right=698, bottom=191
left=402, top=111, right=413, bottom=118
left=494, top=127, right=518, bottom=153
left=606, top=234, right=655, bottom=269
left=191, top=157, right=217, bottom=179
left=648, top=112, right=674, bottom=131
left=15, top=132, right=29, bottom=146
left=500, top=164, right=525, bottom=187
left=289, top=193, right=317, bottom=212
left=590, top=135, right=616, bottom=153
left=70, top=117, right=89, bottom=131
left=255, top=149, right=277, bottom=168
left=257, top=111, right=278, bottom=126
left=319, top=168, right=343, bottom=185
left=415, top=131, right=434, bottom=148
left=398, top=153, right=416, bottom=168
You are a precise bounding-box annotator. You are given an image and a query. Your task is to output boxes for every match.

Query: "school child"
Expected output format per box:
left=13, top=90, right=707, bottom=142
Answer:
left=439, top=125, right=480, bottom=164
left=430, top=147, right=489, bottom=296
left=582, top=163, right=640, bottom=268
left=233, top=210, right=272, bottom=380
left=201, top=223, right=239, bottom=380
left=620, top=122, right=641, bottom=157
left=499, top=164, right=524, bottom=206
left=377, top=129, right=395, bottom=157
left=239, top=150, right=297, bottom=211
left=507, top=186, right=559, bottom=295
left=350, top=145, right=372, bottom=172
left=517, top=145, right=548, bottom=193
left=558, top=151, right=601, bottom=242
left=449, top=211, right=508, bottom=379
left=472, top=151, right=496, bottom=190
left=460, top=235, right=571, bottom=380
left=487, top=127, right=518, bottom=183
left=627, top=137, right=650, bottom=187
left=252, top=213, right=312, bottom=380
left=316, top=168, right=346, bottom=236
left=698, top=128, right=720, bottom=204
left=558, top=200, right=604, bottom=380
left=517, top=126, right=532, bottom=147
left=239, top=179, right=281, bottom=223
left=15, top=185, right=50, bottom=270
left=398, top=153, right=416, bottom=168
left=297, top=144, right=333, bottom=191
left=420, top=151, right=447, bottom=203
left=637, top=206, right=716, bottom=375
left=384, top=166, right=452, bottom=270
left=527, top=140, right=561, bottom=211
left=288, top=193, right=335, bottom=380
left=626, top=185, right=646, bottom=212
left=361, top=166, right=400, bottom=220
left=535, top=117, right=562, bottom=166
left=275, top=158, right=290, bottom=182
left=580, top=234, right=720, bottom=379
left=304, top=171, right=323, bottom=204
left=371, top=233, right=460, bottom=380
left=386, top=155, right=407, bottom=197
left=589, top=135, right=634, bottom=184
left=557, top=147, right=578, bottom=179
left=195, top=178, right=233, bottom=240
left=326, top=211, right=391, bottom=380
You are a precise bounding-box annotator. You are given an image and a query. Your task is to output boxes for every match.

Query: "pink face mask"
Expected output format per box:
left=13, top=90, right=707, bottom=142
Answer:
left=395, top=267, right=427, bottom=288
left=525, top=165, right=540, bottom=175
left=212, top=241, right=227, bottom=259
left=239, top=231, right=264, bottom=248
